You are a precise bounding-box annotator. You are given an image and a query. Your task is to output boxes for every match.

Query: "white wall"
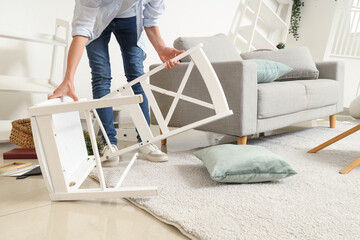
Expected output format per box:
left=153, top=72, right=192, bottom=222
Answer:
left=0, top=0, right=238, bottom=120
left=0, top=0, right=74, bottom=120
left=286, top=0, right=338, bottom=61
left=286, top=0, right=360, bottom=107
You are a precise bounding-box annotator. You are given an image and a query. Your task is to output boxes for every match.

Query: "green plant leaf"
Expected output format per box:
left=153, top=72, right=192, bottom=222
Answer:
left=289, top=0, right=337, bottom=40
left=83, top=130, right=104, bottom=157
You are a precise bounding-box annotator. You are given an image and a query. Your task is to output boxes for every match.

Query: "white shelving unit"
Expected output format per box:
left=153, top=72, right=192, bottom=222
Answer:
left=0, top=19, right=69, bottom=142
left=229, top=0, right=293, bottom=53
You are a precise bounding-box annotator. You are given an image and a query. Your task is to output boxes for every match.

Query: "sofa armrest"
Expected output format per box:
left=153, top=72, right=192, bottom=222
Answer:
left=149, top=60, right=258, bottom=137
left=316, top=61, right=344, bottom=81
left=316, top=61, right=344, bottom=112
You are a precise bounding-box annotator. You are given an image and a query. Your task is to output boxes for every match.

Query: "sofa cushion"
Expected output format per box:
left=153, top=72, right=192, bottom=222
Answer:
left=174, top=33, right=242, bottom=62
left=294, top=80, right=339, bottom=109
left=193, top=144, right=297, bottom=183
left=257, top=79, right=339, bottom=119
left=257, top=81, right=307, bottom=119
left=241, top=47, right=319, bottom=80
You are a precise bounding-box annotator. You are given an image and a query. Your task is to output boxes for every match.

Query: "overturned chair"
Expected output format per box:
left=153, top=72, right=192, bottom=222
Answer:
left=29, top=44, right=233, bottom=201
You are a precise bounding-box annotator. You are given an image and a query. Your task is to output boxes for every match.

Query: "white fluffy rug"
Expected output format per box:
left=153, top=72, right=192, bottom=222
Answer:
left=91, top=122, right=360, bottom=240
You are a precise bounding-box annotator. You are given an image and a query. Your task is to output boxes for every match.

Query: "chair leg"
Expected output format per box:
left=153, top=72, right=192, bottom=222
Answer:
left=308, top=124, right=360, bottom=153
left=329, top=114, right=337, bottom=128
left=159, top=128, right=167, bottom=145
left=237, top=136, right=247, bottom=145
left=340, top=156, right=360, bottom=174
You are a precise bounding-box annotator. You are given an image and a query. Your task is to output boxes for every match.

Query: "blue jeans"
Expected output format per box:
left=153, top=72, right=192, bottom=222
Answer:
left=86, top=17, right=150, bottom=145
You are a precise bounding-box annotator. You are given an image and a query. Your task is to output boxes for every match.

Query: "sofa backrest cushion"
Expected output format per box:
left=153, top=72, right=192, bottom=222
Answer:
left=240, top=47, right=319, bottom=81
left=174, top=33, right=242, bottom=62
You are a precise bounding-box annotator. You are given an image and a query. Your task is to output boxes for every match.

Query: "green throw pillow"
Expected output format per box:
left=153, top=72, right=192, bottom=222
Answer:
left=251, top=59, right=293, bottom=83
left=193, top=144, right=297, bottom=183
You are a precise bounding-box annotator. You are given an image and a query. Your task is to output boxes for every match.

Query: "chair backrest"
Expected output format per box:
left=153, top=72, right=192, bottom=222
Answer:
left=30, top=97, right=93, bottom=194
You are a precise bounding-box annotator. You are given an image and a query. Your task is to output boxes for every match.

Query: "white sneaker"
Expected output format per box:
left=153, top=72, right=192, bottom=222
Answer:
left=101, top=144, right=120, bottom=167
left=139, top=143, right=168, bottom=162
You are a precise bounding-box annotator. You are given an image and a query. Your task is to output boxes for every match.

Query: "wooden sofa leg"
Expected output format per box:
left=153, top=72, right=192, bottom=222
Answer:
left=160, top=128, right=167, bottom=145
left=330, top=114, right=337, bottom=128
left=237, top=136, right=247, bottom=145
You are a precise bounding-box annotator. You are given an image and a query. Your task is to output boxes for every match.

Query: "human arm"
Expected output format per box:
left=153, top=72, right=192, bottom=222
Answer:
left=49, top=0, right=100, bottom=100
left=143, top=0, right=184, bottom=69
left=48, top=36, right=88, bottom=101
left=145, top=26, right=184, bottom=69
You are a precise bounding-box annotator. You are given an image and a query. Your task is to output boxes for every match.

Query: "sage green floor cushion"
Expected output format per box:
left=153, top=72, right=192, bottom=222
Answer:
left=193, top=144, right=297, bottom=183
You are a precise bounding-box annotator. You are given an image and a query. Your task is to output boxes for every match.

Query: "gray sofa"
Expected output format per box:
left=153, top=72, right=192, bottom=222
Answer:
left=149, top=34, right=344, bottom=144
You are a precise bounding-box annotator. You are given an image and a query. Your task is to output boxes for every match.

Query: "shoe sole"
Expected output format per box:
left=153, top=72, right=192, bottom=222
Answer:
left=138, top=153, right=168, bottom=162
left=101, top=159, right=120, bottom=167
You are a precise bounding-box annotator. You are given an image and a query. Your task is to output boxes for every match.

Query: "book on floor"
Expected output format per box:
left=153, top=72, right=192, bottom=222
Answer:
left=3, top=148, right=37, bottom=159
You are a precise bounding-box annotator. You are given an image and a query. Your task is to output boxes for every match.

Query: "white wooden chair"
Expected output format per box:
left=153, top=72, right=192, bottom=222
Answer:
left=29, top=44, right=233, bottom=201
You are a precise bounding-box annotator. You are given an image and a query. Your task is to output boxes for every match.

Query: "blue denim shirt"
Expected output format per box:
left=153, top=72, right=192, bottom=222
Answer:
left=72, top=0, right=165, bottom=50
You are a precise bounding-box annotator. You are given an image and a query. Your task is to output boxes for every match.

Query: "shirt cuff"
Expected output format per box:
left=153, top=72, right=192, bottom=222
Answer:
left=143, top=18, right=160, bottom=28
left=71, top=28, right=93, bottom=41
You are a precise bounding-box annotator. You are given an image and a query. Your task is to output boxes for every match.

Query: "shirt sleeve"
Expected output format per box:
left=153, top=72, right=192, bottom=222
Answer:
left=143, top=0, right=165, bottom=27
left=71, top=0, right=101, bottom=40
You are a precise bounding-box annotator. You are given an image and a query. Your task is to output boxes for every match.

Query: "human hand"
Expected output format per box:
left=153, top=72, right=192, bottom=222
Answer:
left=48, top=80, right=78, bottom=101
left=157, top=47, right=185, bottom=69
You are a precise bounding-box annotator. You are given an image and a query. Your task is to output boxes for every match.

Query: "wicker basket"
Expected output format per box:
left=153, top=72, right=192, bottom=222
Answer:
left=9, top=118, right=34, bottom=148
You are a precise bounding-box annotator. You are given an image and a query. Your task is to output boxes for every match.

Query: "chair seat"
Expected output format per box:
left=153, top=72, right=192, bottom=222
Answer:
left=257, top=79, right=339, bottom=119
